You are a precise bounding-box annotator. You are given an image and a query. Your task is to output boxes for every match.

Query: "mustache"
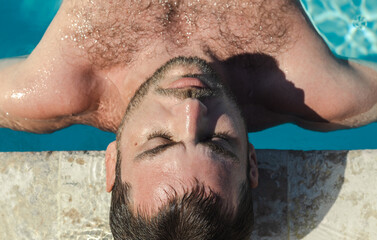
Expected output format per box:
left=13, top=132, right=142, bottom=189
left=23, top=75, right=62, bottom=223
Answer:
left=155, top=87, right=220, bottom=100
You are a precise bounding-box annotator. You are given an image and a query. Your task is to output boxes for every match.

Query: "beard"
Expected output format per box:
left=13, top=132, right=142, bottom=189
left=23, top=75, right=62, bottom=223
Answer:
left=119, top=56, right=238, bottom=125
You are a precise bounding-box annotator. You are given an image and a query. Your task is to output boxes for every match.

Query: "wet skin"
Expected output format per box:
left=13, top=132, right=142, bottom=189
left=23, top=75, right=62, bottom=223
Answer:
left=105, top=57, right=259, bottom=215
left=0, top=0, right=376, bottom=220
left=0, top=0, right=376, bottom=133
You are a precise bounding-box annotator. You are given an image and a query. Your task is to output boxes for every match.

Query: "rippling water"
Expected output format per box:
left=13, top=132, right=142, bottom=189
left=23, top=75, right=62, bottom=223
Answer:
left=301, top=0, right=377, bottom=61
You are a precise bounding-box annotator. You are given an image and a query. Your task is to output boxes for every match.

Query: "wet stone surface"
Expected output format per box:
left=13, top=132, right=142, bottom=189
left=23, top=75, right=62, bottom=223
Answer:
left=0, top=150, right=376, bottom=239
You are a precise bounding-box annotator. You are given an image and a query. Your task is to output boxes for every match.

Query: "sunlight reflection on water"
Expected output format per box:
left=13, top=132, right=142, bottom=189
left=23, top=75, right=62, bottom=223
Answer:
left=301, top=0, right=377, bottom=60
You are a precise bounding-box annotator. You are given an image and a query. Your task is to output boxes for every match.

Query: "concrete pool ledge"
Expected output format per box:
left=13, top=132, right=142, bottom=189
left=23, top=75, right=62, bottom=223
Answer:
left=0, top=150, right=376, bottom=239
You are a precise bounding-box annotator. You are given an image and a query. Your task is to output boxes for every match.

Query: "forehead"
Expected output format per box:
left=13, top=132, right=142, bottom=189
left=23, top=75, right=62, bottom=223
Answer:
left=128, top=161, right=234, bottom=212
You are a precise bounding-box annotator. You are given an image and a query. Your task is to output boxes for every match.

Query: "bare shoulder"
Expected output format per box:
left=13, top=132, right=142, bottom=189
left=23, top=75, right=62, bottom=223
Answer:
left=270, top=1, right=377, bottom=128
left=0, top=1, right=106, bottom=132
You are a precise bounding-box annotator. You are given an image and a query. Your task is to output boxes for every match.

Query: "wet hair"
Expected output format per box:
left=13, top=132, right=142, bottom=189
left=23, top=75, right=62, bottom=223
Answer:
left=110, top=178, right=254, bottom=240
left=110, top=56, right=254, bottom=239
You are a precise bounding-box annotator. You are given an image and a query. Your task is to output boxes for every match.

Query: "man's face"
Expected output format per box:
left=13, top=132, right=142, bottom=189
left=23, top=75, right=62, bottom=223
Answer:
left=113, top=57, right=256, bottom=216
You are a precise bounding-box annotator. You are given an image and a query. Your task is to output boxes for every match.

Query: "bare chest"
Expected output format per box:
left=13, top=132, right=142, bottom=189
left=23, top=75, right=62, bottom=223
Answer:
left=67, top=0, right=296, bottom=68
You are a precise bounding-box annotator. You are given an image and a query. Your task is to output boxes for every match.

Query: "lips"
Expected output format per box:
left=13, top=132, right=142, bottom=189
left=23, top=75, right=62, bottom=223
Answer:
left=167, top=77, right=208, bottom=89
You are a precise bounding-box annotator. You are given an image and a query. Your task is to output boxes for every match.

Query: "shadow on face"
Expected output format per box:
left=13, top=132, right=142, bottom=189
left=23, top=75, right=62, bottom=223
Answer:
left=103, top=50, right=331, bottom=239
left=105, top=56, right=259, bottom=239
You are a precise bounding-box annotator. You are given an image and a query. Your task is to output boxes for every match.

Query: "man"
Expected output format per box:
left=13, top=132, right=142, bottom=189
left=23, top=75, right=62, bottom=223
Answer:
left=105, top=56, right=258, bottom=239
left=0, top=0, right=376, bottom=239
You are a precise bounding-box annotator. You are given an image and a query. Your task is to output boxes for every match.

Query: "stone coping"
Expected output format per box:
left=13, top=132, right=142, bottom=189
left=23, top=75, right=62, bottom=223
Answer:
left=1, top=150, right=376, bottom=239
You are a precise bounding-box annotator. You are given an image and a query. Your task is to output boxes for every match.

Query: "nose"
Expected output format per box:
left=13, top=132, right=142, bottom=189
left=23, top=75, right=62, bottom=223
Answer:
left=171, top=98, right=208, bottom=141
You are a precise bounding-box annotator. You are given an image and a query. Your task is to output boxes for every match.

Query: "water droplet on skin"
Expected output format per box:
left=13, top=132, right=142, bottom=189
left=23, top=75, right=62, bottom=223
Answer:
left=11, top=92, right=25, bottom=100
left=185, top=104, right=190, bottom=132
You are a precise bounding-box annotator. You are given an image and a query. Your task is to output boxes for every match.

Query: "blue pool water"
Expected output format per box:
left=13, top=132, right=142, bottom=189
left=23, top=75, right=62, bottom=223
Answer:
left=301, top=0, right=377, bottom=62
left=0, top=0, right=376, bottom=151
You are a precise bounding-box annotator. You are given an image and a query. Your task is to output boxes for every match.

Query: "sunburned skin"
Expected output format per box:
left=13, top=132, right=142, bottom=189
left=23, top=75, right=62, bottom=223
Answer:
left=0, top=0, right=376, bottom=133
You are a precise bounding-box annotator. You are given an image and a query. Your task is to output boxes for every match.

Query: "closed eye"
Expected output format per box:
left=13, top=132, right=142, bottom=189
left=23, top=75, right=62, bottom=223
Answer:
left=203, top=132, right=239, bottom=162
left=210, top=131, right=232, bottom=143
left=135, top=130, right=177, bottom=160
left=136, top=142, right=178, bottom=160
left=135, top=130, right=239, bottom=162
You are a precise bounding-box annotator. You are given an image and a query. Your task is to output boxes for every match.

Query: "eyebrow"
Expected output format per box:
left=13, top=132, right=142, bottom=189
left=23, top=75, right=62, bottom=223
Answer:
left=134, top=140, right=240, bottom=163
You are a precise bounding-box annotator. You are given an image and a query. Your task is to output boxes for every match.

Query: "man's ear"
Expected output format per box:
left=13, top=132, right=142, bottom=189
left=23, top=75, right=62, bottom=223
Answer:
left=248, top=143, right=258, bottom=189
left=105, top=141, right=117, bottom=192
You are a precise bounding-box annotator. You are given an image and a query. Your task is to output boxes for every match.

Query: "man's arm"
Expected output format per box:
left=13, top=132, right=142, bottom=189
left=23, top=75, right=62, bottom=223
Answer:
left=0, top=0, right=111, bottom=133
left=0, top=0, right=127, bottom=133
left=0, top=57, right=74, bottom=132
left=0, top=52, right=113, bottom=133
left=242, top=3, right=377, bottom=132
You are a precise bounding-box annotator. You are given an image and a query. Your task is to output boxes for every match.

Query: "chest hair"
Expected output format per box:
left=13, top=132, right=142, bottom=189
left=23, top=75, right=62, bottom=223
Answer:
left=66, top=0, right=297, bottom=68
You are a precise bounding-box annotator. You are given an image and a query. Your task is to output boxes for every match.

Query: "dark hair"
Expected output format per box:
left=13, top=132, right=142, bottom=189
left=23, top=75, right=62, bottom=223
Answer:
left=111, top=56, right=254, bottom=239
left=110, top=177, right=254, bottom=240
